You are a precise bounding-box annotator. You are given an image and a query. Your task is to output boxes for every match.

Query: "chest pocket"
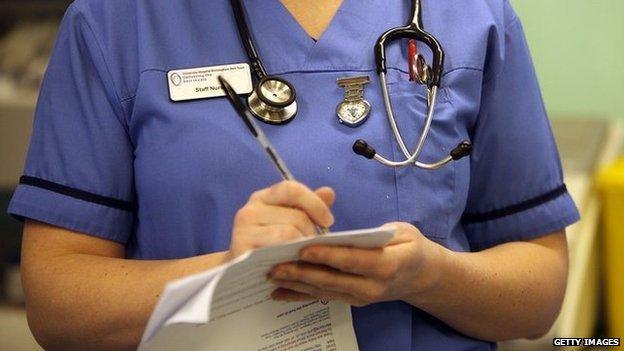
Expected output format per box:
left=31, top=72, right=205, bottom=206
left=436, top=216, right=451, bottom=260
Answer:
left=386, top=78, right=457, bottom=241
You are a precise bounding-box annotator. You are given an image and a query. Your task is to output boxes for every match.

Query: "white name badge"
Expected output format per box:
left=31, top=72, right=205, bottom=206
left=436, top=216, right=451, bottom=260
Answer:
left=167, top=63, right=253, bottom=102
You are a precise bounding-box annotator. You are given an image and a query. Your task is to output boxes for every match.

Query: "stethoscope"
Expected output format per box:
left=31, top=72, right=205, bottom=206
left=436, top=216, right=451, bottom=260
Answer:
left=229, top=0, right=472, bottom=169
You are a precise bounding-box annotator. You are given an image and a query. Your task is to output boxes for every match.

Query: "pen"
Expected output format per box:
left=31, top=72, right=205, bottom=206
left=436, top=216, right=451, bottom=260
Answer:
left=218, top=76, right=329, bottom=235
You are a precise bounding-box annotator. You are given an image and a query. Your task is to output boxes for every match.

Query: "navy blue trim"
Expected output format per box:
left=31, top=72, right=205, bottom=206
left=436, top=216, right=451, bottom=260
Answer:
left=19, top=176, right=135, bottom=213
left=462, top=184, right=568, bottom=224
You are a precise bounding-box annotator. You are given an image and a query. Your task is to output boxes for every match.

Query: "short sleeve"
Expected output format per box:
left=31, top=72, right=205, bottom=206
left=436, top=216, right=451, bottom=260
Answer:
left=8, top=4, right=135, bottom=244
left=461, top=4, right=579, bottom=251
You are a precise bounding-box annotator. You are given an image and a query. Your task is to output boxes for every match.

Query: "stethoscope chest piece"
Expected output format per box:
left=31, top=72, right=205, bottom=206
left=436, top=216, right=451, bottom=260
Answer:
left=336, top=75, right=371, bottom=128
left=247, top=76, right=298, bottom=125
left=230, top=0, right=472, bottom=169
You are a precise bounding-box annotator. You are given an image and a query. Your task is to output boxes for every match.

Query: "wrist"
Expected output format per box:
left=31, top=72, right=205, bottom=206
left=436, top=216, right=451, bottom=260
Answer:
left=405, top=239, right=453, bottom=303
left=185, top=251, right=230, bottom=271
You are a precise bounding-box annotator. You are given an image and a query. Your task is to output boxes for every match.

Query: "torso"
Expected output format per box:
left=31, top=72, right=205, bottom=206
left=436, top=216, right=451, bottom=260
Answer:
left=72, top=0, right=513, bottom=349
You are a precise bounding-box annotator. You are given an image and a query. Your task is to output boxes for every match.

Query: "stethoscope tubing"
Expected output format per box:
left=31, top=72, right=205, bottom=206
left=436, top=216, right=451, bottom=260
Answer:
left=227, top=0, right=471, bottom=168
left=382, top=73, right=435, bottom=161
left=229, top=0, right=267, bottom=80
left=372, top=81, right=443, bottom=169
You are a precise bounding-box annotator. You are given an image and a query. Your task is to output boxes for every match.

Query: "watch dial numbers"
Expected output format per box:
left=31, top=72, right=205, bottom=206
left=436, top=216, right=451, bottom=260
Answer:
left=341, top=103, right=363, bottom=121
left=337, top=101, right=371, bottom=127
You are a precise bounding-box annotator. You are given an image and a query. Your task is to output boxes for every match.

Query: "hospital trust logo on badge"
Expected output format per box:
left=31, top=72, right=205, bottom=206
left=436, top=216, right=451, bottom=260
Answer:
left=170, top=73, right=182, bottom=86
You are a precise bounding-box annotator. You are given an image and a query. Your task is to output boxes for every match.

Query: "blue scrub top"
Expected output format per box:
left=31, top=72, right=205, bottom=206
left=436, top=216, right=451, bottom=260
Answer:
left=9, top=0, right=579, bottom=350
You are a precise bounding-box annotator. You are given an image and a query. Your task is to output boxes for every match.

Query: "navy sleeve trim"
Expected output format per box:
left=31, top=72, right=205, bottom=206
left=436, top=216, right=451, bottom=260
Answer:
left=19, top=176, right=135, bottom=212
left=462, top=184, right=568, bottom=224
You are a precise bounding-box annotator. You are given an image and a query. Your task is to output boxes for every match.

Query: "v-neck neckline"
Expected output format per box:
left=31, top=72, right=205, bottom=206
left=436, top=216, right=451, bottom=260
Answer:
left=243, top=0, right=389, bottom=73
left=276, top=0, right=345, bottom=44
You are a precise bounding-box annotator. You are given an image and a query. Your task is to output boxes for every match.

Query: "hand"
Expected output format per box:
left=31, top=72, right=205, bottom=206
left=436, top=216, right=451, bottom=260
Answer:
left=269, top=222, right=443, bottom=306
left=228, top=181, right=335, bottom=259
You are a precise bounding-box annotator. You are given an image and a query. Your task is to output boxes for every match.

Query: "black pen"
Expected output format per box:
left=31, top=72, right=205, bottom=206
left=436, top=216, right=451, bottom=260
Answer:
left=218, top=76, right=328, bottom=235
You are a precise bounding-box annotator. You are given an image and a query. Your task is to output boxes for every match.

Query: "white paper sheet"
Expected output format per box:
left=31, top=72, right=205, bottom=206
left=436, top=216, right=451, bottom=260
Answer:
left=139, top=227, right=394, bottom=351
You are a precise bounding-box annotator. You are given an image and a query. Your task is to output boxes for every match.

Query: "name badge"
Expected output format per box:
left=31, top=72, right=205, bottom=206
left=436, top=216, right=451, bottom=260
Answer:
left=167, top=63, right=253, bottom=102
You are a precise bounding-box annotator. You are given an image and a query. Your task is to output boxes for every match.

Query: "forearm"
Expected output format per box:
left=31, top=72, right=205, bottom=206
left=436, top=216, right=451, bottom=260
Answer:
left=405, top=232, right=568, bottom=341
left=22, top=182, right=335, bottom=350
left=23, top=250, right=227, bottom=351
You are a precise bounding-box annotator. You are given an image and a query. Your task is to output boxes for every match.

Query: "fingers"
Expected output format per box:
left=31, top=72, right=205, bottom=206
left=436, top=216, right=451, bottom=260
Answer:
left=381, top=222, right=421, bottom=245
left=299, top=246, right=398, bottom=280
left=314, top=187, right=336, bottom=208
left=229, top=181, right=336, bottom=258
left=235, top=204, right=318, bottom=236
left=271, top=282, right=369, bottom=307
left=244, top=225, right=307, bottom=248
left=270, top=263, right=384, bottom=303
left=271, top=288, right=316, bottom=302
left=252, top=181, right=335, bottom=228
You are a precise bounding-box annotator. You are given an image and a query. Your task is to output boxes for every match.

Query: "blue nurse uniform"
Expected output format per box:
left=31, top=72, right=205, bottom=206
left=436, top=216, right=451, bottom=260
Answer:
left=9, top=0, right=579, bottom=350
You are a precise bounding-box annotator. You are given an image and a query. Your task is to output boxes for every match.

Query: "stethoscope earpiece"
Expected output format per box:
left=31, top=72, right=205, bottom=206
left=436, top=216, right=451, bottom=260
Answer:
left=353, top=137, right=472, bottom=169
left=450, top=140, right=472, bottom=160
left=353, top=0, right=471, bottom=169
left=231, top=0, right=471, bottom=170
left=353, top=140, right=377, bottom=159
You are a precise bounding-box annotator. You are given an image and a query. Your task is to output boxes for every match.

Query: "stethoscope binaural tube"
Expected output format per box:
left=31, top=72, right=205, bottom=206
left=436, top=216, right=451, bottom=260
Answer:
left=352, top=0, right=472, bottom=168
left=228, top=0, right=470, bottom=166
left=229, top=0, right=298, bottom=124
left=353, top=84, right=471, bottom=169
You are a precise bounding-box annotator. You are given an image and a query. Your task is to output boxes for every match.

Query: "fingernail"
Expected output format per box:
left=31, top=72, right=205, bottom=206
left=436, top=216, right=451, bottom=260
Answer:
left=271, top=291, right=283, bottom=300
left=274, top=280, right=291, bottom=289
left=267, top=267, right=279, bottom=279
left=272, top=269, right=287, bottom=279
left=300, top=250, right=313, bottom=261
left=326, top=213, right=335, bottom=226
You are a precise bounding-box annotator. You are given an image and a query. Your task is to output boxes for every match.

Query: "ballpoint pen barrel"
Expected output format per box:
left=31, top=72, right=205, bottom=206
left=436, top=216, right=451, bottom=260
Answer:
left=218, top=76, right=329, bottom=235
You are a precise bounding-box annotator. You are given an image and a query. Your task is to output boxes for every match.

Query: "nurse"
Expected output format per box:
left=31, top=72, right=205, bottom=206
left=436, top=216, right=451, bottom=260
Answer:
left=9, top=0, right=579, bottom=350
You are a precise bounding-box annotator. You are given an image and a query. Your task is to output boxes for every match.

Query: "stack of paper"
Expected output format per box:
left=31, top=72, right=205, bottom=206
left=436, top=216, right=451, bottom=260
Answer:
left=139, top=227, right=394, bottom=351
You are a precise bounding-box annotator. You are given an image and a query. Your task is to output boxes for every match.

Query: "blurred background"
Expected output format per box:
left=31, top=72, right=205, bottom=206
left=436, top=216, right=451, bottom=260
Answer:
left=0, top=1, right=622, bottom=350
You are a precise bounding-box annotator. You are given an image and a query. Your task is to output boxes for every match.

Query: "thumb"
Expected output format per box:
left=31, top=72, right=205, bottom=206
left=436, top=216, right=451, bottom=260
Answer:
left=381, top=222, right=418, bottom=245
left=314, top=187, right=336, bottom=208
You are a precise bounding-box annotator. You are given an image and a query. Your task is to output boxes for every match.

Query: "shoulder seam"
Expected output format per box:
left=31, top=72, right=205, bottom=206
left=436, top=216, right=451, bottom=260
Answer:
left=505, top=13, right=521, bottom=31
left=503, top=0, right=522, bottom=31
left=73, top=5, right=134, bottom=128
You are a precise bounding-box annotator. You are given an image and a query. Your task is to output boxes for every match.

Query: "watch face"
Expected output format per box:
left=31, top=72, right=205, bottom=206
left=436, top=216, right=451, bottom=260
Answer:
left=337, top=100, right=371, bottom=127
